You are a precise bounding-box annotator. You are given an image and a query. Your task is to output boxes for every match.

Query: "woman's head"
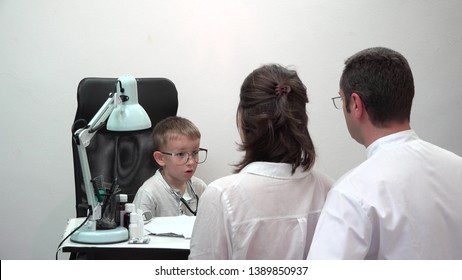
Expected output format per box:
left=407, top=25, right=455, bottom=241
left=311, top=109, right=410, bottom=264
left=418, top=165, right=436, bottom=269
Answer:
left=236, top=64, right=315, bottom=173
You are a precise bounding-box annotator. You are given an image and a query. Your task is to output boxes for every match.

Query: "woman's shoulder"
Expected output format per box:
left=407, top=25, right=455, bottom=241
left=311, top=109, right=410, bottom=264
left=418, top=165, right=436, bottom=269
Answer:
left=309, top=169, right=335, bottom=181
left=304, top=169, right=335, bottom=191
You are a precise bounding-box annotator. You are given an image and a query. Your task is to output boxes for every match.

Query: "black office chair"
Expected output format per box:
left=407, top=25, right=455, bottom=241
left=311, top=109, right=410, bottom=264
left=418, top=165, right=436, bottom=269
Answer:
left=71, top=77, right=178, bottom=218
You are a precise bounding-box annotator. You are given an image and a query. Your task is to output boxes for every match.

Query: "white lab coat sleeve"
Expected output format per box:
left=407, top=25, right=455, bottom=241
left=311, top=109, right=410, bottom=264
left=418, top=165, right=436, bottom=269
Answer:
left=307, top=187, right=372, bottom=259
left=189, top=186, right=231, bottom=259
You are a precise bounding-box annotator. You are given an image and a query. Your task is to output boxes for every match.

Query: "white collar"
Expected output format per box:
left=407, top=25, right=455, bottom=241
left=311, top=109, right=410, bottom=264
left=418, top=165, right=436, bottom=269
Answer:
left=366, top=129, right=419, bottom=158
left=241, top=161, right=309, bottom=179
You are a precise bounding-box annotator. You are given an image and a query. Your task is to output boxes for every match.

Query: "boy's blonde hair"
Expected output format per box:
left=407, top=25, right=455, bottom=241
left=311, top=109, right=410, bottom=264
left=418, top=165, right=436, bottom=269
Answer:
left=152, top=116, right=201, bottom=151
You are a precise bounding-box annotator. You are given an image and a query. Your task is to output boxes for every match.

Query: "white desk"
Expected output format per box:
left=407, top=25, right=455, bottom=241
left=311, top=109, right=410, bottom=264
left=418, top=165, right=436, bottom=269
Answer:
left=60, top=218, right=190, bottom=260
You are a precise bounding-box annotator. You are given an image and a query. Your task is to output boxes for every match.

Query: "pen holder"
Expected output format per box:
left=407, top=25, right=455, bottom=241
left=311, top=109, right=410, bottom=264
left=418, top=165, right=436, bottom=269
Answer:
left=93, top=176, right=119, bottom=230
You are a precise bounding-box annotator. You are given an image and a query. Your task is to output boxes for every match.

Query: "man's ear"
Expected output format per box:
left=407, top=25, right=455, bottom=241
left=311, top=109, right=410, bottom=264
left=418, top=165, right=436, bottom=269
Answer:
left=153, top=151, right=165, bottom=167
left=350, top=92, right=366, bottom=119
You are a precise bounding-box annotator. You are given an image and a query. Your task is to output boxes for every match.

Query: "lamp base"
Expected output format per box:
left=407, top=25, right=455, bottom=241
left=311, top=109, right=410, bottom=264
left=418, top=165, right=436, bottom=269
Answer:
left=71, top=226, right=129, bottom=244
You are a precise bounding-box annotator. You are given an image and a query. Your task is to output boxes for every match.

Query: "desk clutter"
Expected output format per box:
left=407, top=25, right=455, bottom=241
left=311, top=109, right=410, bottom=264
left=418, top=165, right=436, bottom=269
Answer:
left=116, top=195, right=151, bottom=244
left=116, top=194, right=195, bottom=243
left=59, top=217, right=191, bottom=259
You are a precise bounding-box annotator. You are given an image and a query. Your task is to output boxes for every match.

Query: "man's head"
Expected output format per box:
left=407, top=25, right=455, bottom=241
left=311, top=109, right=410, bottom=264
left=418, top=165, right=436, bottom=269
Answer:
left=340, top=47, right=415, bottom=128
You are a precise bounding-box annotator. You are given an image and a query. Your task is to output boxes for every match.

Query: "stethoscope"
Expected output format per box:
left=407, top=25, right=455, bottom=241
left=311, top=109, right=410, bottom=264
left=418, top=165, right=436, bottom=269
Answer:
left=179, top=181, right=199, bottom=216
left=159, top=175, right=199, bottom=216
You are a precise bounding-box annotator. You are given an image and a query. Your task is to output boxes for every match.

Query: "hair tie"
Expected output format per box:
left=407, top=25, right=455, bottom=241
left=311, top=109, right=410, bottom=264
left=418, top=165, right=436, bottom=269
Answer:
left=275, top=84, right=291, bottom=97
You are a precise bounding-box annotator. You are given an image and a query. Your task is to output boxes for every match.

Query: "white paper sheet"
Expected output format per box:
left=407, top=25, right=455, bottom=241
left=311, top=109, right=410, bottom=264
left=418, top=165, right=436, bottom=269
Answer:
left=144, top=215, right=196, bottom=239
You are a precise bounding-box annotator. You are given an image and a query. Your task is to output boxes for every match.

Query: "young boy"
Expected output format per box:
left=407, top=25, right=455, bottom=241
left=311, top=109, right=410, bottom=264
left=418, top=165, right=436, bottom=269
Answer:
left=133, top=116, right=207, bottom=217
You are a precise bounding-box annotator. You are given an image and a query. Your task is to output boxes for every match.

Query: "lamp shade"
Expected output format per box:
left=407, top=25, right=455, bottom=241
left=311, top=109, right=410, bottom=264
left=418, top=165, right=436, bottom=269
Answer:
left=107, top=75, right=152, bottom=131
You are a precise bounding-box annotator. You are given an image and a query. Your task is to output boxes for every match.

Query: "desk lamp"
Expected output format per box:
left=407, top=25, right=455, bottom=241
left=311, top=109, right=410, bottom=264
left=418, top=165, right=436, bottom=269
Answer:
left=71, top=75, right=151, bottom=244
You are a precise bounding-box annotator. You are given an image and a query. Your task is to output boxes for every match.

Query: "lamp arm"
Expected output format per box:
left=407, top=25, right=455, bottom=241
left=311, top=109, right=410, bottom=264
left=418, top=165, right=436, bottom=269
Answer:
left=74, top=92, right=121, bottom=221
left=88, top=92, right=121, bottom=134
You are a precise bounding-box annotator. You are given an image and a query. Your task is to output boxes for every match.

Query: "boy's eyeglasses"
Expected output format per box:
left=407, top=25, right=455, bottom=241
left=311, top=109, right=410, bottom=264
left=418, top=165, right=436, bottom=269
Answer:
left=160, top=148, right=208, bottom=166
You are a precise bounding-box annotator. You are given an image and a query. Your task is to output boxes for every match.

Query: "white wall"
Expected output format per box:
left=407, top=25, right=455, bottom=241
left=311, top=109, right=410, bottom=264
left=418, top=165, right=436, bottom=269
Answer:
left=1, top=0, right=461, bottom=259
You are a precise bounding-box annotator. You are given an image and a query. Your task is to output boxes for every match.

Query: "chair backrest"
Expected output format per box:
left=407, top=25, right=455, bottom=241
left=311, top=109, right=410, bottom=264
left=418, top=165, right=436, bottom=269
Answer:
left=72, top=77, right=178, bottom=217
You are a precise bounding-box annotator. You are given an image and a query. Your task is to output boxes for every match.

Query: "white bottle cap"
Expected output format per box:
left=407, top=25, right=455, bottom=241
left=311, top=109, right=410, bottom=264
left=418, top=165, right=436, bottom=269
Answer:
left=125, top=203, right=135, bottom=212
left=119, top=194, right=128, bottom=203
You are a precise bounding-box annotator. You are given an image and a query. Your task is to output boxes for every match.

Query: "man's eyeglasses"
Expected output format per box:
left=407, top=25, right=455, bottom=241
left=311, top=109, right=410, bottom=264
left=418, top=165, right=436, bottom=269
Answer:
left=331, top=96, right=343, bottom=110
left=160, top=148, right=208, bottom=166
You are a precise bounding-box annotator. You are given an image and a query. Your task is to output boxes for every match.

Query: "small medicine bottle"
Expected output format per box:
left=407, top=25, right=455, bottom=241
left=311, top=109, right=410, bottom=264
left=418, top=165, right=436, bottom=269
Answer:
left=129, top=212, right=139, bottom=240
left=123, top=203, right=135, bottom=229
left=115, top=194, right=128, bottom=227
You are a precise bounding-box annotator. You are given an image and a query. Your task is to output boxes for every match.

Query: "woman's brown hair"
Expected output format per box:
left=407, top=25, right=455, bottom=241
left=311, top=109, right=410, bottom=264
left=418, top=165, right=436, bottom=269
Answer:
left=235, top=64, right=315, bottom=174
